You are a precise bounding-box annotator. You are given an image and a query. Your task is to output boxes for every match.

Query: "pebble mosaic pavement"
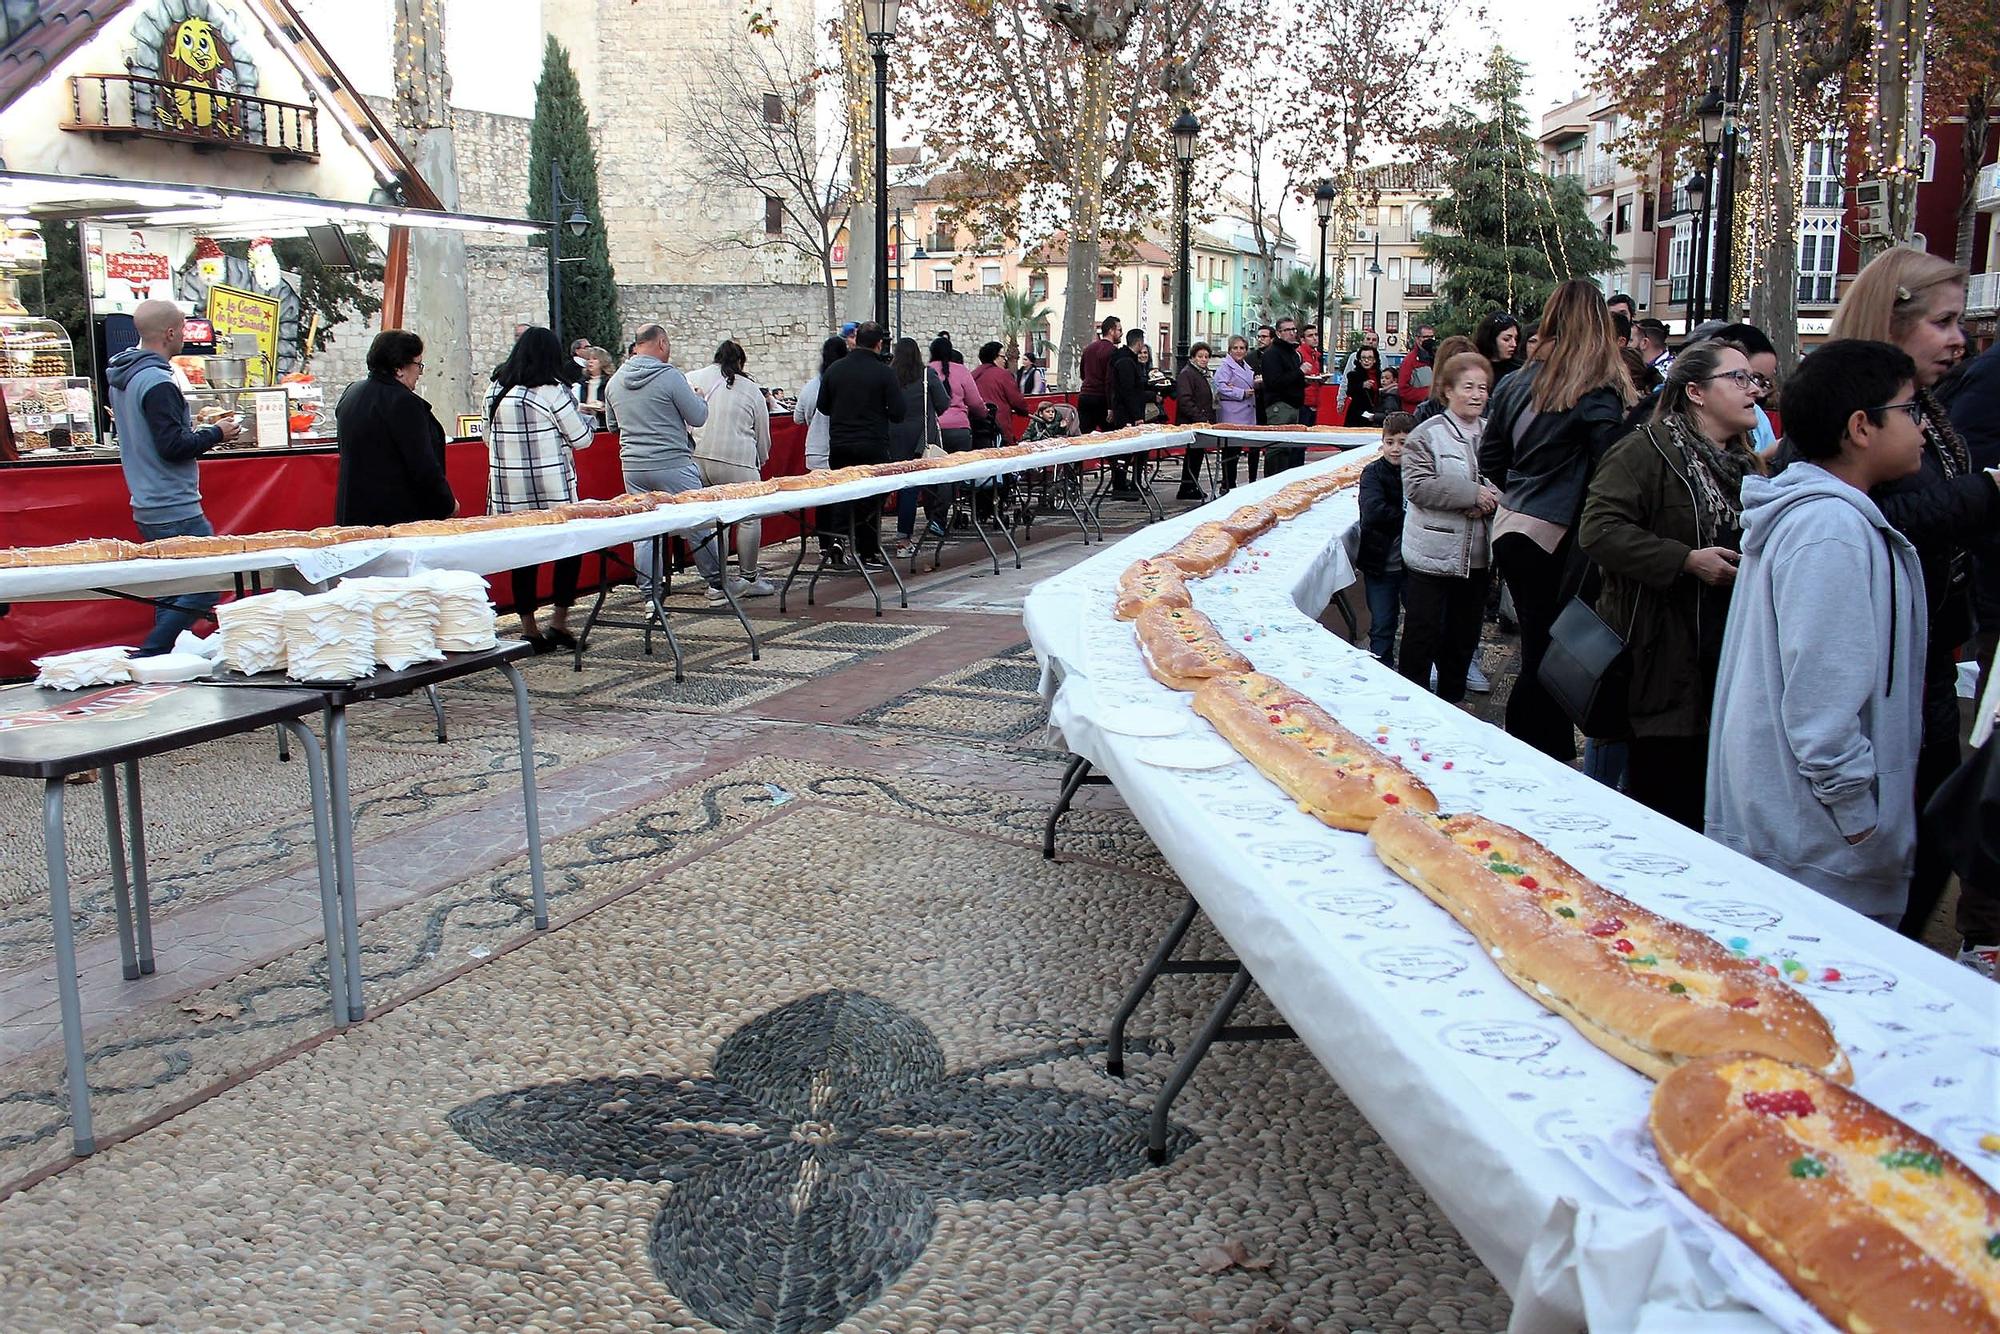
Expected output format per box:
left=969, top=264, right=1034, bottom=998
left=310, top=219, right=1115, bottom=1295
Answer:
left=0, top=526, right=1523, bottom=1331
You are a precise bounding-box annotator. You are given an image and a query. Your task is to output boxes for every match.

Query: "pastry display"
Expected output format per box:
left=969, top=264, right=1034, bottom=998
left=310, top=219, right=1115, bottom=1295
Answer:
left=1650, top=1055, right=2000, bottom=1333
left=136, top=533, right=233, bottom=559
left=1134, top=603, right=1253, bottom=690
left=1114, top=558, right=1193, bottom=621
left=1219, top=502, right=1278, bottom=544
left=1158, top=522, right=1239, bottom=577
left=0, top=538, right=137, bottom=568
left=1193, top=672, right=1437, bottom=830
left=386, top=520, right=467, bottom=538
left=1369, top=810, right=1851, bottom=1082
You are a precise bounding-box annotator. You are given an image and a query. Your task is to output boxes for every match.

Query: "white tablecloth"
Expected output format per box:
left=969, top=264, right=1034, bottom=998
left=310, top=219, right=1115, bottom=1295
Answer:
left=3, top=427, right=1323, bottom=602
left=1022, top=451, right=2000, bottom=1334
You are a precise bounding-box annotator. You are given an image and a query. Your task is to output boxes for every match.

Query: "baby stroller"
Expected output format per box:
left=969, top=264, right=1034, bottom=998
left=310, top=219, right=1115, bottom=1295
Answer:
left=1021, top=402, right=1100, bottom=543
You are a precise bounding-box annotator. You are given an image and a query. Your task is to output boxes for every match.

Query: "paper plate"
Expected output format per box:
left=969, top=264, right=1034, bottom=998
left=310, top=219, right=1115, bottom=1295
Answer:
left=1132, top=736, right=1242, bottom=770
left=1094, top=704, right=1190, bottom=738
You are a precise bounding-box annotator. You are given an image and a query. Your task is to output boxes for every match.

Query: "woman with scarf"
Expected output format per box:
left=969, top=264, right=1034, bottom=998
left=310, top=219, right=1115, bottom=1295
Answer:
left=1826, top=248, right=2000, bottom=952
left=1579, top=340, right=1765, bottom=827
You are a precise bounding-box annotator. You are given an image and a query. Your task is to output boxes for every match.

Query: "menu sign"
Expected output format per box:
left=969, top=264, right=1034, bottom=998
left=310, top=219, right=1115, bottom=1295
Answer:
left=205, top=284, right=282, bottom=387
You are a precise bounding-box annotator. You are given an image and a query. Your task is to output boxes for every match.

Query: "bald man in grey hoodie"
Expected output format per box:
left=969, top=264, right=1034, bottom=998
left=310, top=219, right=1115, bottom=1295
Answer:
left=607, top=323, right=730, bottom=600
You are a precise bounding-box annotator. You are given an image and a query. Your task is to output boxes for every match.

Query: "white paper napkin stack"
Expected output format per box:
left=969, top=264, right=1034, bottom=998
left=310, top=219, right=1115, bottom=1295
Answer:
left=340, top=577, right=443, bottom=670
left=422, top=570, right=498, bottom=652
left=34, top=646, right=135, bottom=690
left=215, top=591, right=304, bottom=675
left=282, top=589, right=377, bottom=682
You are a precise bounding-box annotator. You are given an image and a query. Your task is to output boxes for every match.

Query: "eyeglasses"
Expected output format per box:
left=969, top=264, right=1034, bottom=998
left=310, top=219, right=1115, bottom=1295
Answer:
left=1748, top=372, right=1772, bottom=393
left=1704, top=369, right=1760, bottom=391
left=1871, top=399, right=1924, bottom=426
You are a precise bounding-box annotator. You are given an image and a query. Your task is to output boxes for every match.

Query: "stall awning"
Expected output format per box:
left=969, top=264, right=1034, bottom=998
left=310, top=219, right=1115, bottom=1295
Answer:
left=0, top=171, right=544, bottom=239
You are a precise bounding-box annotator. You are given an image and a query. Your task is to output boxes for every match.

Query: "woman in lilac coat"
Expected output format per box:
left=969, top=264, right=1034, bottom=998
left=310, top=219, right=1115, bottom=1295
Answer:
left=1213, top=334, right=1260, bottom=491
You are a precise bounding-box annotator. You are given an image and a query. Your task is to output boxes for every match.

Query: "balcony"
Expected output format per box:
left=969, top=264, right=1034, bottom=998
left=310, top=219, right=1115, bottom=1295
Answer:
left=1977, top=161, right=2000, bottom=214
left=1404, top=283, right=1434, bottom=298
left=1669, top=275, right=1691, bottom=304
left=1968, top=270, right=1999, bottom=317
left=63, top=73, right=318, bottom=160
left=1797, top=275, right=1838, bottom=306
left=1587, top=157, right=1620, bottom=192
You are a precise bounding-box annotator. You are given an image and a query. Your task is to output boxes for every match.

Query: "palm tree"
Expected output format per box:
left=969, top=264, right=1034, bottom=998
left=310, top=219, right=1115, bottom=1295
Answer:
left=998, top=285, right=1051, bottom=364
left=1265, top=268, right=1326, bottom=327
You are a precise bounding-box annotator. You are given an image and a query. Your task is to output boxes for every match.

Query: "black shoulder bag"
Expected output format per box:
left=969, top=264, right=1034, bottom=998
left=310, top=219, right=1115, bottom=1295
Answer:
left=1536, top=426, right=1649, bottom=740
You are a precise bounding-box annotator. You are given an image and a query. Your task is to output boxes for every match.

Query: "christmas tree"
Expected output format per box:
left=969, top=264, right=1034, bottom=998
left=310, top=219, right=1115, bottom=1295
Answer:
left=528, top=37, right=621, bottom=353
left=1419, top=51, right=1616, bottom=333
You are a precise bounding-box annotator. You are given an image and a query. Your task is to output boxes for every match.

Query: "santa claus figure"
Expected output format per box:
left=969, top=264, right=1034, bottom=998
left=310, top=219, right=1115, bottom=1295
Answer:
left=248, top=235, right=280, bottom=292
left=191, top=234, right=226, bottom=287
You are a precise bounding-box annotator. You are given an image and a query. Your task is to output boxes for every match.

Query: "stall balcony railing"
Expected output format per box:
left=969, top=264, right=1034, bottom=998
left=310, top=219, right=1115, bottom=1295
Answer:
left=63, top=73, right=319, bottom=162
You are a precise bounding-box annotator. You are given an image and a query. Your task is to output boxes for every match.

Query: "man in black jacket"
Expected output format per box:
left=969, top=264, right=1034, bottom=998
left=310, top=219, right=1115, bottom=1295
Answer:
left=1261, top=317, right=1308, bottom=473
left=1105, top=329, right=1151, bottom=497
left=814, top=321, right=904, bottom=562
left=335, top=329, right=456, bottom=526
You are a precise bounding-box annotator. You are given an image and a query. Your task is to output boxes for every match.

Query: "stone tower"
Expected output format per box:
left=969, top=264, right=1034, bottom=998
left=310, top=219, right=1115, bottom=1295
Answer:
left=543, top=0, right=821, bottom=290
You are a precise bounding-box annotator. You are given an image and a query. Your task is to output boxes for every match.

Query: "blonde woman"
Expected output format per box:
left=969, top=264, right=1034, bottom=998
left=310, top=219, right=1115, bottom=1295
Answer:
left=686, top=339, right=776, bottom=597
left=1827, top=247, right=2000, bottom=952
left=1480, top=279, right=1638, bottom=760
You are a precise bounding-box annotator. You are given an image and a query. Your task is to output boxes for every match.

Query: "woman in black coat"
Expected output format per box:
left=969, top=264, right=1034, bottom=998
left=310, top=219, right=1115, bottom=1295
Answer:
left=1344, top=345, right=1385, bottom=426
left=334, top=329, right=455, bottom=525
left=1171, top=342, right=1216, bottom=501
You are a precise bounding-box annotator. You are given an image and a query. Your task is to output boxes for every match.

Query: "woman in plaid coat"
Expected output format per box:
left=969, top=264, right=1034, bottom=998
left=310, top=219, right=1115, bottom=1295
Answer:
left=485, top=326, right=595, bottom=650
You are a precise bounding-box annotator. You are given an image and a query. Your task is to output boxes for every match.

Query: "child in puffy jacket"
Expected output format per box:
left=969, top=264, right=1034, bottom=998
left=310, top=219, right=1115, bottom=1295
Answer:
left=1355, top=412, right=1415, bottom=664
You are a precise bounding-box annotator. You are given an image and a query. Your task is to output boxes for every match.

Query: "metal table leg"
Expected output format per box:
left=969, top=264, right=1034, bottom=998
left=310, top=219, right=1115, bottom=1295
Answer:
left=1107, top=894, right=1222, bottom=1076
left=97, top=765, right=141, bottom=981
left=323, top=703, right=367, bottom=1022
left=1149, top=967, right=1254, bottom=1162
left=42, top=778, right=94, bottom=1155
left=120, top=760, right=155, bottom=974
left=276, top=720, right=349, bottom=1026
left=1041, top=753, right=1110, bottom=858
left=711, top=521, right=761, bottom=660
left=425, top=685, right=448, bottom=743
left=646, top=537, right=686, bottom=681
left=499, top=662, right=550, bottom=930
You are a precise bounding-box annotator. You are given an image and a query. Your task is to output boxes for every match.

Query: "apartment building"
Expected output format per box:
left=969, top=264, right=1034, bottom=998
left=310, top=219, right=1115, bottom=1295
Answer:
left=1540, top=93, right=1657, bottom=316
left=1337, top=163, right=1446, bottom=351
left=1971, top=158, right=2000, bottom=337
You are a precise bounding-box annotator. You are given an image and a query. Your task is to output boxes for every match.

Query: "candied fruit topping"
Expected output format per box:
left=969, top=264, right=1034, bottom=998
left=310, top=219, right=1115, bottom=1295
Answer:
left=1554, top=907, right=1577, bottom=918
left=1587, top=918, right=1626, bottom=937
left=1789, top=1156, right=1827, bottom=1179
left=1877, top=1149, right=1943, bottom=1176
left=1744, top=1089, right=1815, bottom=1118
left=1730, top=997, right=1760, bottom=1009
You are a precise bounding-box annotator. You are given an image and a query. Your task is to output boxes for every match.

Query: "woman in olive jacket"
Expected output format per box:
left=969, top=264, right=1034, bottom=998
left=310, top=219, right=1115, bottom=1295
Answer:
left=334, top=329, right=455, bottom=526
left=1578, top=340, right=1764, bottom=828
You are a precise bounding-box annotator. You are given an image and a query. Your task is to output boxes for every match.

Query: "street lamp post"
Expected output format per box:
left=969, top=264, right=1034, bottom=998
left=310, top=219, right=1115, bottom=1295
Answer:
left=1313, top=179, right=1337, bottom=355
left=1685, top=170, right=1711, bottom=325
left=1691, top=86, right=1724, bottom=327
left=862, top=0, right=901, bottom=334
left=1171, top=109, right=1199, bottom=370
left=893, top=206, right=904, bottom=342
left=546, top=159, right=590, bottom=343
left=1710, top=0, right=1748, bottom=321
left=1367, top=227, right=1384, bottom=341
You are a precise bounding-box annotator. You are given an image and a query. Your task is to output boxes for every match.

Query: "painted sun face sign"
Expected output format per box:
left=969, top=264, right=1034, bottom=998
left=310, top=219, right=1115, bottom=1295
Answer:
left=160, top=17, right=238, bottom=134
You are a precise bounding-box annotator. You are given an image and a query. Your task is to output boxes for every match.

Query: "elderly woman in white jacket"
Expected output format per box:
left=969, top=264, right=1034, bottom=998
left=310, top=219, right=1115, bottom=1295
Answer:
left=687, top=339, right=775, bottom=597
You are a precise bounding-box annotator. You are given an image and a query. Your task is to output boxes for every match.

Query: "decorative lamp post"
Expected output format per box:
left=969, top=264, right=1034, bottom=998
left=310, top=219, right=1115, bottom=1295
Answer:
left=1710, top=0, right=1748, bottom=322
left=1367, top=228, right=1384, bottom=341
left=863, top=0, right=901, bottom=334
left=1690, top=86, right=1723, bottom=326
left=1171, top=108, right=1199, bottom=370
left=1313, top=179, right=1337, bottom=355
left=547, top=160, right=590, bottom=343
left=893, top=206, right=905, bottom=342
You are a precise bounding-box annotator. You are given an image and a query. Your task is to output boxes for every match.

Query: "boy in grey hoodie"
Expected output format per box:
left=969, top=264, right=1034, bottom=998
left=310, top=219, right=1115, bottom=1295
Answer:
left=1706, top=341, right=1929, bottom=924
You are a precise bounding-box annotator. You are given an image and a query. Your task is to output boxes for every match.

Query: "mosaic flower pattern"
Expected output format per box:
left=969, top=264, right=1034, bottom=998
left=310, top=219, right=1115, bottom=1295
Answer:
left=450, top=989, right=1187, bottom=1334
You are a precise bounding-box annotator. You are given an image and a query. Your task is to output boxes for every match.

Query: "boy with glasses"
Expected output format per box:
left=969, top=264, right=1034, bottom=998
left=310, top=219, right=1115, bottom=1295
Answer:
left=1705, top=340, right=1929, bottom=924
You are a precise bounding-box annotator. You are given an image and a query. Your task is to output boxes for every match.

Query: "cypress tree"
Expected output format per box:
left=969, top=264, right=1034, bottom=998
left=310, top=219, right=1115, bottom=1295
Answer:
left=1419, top=51, right=1617, bottom=333
left=528, top=38, right=621, bottom=352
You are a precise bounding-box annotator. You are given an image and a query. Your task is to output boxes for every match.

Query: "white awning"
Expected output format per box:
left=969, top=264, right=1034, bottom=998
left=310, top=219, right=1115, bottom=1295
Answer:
left=0, top=171, right=544, bottom=238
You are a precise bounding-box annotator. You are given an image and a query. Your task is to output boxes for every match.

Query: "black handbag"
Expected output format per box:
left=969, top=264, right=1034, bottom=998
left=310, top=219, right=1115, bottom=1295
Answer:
left=1537, top=557, right=1635, bottom=740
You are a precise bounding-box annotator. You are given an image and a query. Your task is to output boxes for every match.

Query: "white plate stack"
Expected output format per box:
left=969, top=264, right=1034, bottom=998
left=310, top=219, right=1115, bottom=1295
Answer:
left=216, top=590, right=304, bottom=675
left=340, top=577, right=444, bottom=670
left=33, top=646, right=135, bottom=690
left=282, top=588, right=377, bottom=682
left=422, top=570, right=498, bottom=652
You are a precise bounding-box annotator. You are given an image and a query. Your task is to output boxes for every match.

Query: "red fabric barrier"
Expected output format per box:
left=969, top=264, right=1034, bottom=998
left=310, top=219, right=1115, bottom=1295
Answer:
left=1, top=418, right=817, bottom=677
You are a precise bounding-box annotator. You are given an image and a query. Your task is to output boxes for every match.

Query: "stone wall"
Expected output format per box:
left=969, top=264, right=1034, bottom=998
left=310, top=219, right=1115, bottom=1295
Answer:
left=616, top=286, right=1005, bottom=394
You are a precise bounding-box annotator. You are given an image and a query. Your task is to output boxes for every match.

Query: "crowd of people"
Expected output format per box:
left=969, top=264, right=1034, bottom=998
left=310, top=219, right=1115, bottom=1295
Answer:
left=1352, top=249, right=2000, bottom=975
left=299, top=265, right=2000, bottom=973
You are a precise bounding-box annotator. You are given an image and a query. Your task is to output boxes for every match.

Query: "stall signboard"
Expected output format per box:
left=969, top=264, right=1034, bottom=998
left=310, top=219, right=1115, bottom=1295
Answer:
left=456, top=414, right=486, bottom=439
left=91, top=227, right=190, bottom=312
left=205, top=284, right=282, bottom=386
